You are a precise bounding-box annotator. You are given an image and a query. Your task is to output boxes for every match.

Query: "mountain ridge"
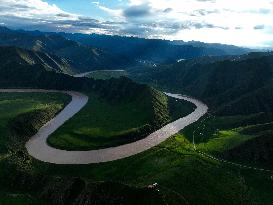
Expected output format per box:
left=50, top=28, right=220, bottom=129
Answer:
left=0, top=26, right=132, bottom=73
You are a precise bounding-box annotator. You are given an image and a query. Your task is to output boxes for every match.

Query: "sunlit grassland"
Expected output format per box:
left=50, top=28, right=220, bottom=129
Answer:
left=197, top=130, right=256, bottom=154
left=47, top=92, right=195, bottom=151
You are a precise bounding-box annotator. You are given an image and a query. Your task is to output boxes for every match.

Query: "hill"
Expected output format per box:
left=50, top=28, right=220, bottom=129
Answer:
left=131, top=52, right=273, bottom=172
left=130, top=52, right=273, bottom=116
left=0, top=27, right=132, bottom=73
left=0, top=45, right=272, bottom=204
left=0, top=45, right=195, bottom=150
left=0, top=45, right=198, bottom=204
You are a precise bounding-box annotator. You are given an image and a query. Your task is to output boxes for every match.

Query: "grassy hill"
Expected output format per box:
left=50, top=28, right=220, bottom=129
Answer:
left=131, top=52, right=273, bottom=171
left=221, top=123, right=273, bottom=168
left=47, top=89, right=195, bottom=151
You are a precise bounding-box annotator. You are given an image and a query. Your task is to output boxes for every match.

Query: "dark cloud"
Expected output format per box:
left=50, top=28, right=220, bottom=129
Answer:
left=0, top=3, right=35, bottom=13
left=254, top=25, right=265, bottom=30
left=0, top=14, right=120, bottom=34
left=165, top=21, right=228, bottom=30
left=117, top=20, right=230, bottom=38
left=56, top=13, right=73, bottom=18
left=191, top=9, right=219, bottom=16
left=12, top=4, right=35, bottom=9
left=163, top=8, right=173, bottom=13
left=123, top=5, right=152, bottom=18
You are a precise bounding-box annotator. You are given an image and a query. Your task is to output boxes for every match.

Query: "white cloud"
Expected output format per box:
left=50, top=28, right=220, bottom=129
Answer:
left=1, top=0, right=273, bottom=47
left=125, top=0, right=273, bottom=28
left=97, top=5, right=123, bottom=18
left=0, top=0, right=78, bottom=20
left=118, top=0, right=273, bottom=47
left=0, top=0, right=122, bottom=35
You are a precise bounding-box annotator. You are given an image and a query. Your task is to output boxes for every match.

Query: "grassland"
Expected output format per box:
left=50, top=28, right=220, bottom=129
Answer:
left=47, top=92, right=154, bottom=150
left=182, top=113, right=273, bottom=169
left=47, top=92, right=195, bottom=150
left=0, top=92, right=272, bottom=205
left=0, top=92, right=70, bottom=205
left=197, top=130, right=256, bottom=154
left=32, top=133, right=273, bottom=205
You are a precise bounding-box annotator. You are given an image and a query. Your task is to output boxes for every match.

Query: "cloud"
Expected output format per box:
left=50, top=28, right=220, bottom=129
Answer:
left=56, top=13, right=74, bottom=18
left=163, top=8, right=173, bottom=13
left=1, top=0, right=273, bottom=47
left=0, top=0, right=77, bottom=20
left=123, top=4, right=152, bottom=18
left=191, top=9, right=219, bottom=16
left=97, top=5, right=123, bottom=17
left=0, top=0, right=121, bottom=34
left=92, top=1, right=100, bottom=5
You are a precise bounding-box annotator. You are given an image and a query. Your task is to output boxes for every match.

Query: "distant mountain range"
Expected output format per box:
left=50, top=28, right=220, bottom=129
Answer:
left=1, top=26, right=273, bottom=205
left=130, top=52, right=273, bottom=119
left=0, top=26, right=253, bottom=72
left=2, top=25, right=271, bottom=119
left=0, top=27, right=132, bottom=73
left=61, top=32, right=252, bottom=64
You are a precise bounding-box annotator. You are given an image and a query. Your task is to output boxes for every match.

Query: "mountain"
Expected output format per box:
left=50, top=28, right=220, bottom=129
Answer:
left=130, top=52, right=273, bottom=118
left=0, top=26, right=254, bottom=70
left=61, top=32, right=252, bottom=64
left=0, top=46, right=75, bottom=74
left=0, top=39, right=272, bottom=204
left=0, top=27, right=132, bottom=73
left=0, top=45, right=187, bottom=204
left=0, top=45, right=175, bottom=129
left=134, top=51, right=273, bottom=173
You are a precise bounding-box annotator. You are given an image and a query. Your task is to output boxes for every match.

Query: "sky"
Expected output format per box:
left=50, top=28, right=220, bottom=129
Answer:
left=1, top=0, right=273, bottom=48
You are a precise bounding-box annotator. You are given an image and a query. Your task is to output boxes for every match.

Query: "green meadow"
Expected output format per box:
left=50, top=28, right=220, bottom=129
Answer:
left=0, top=92, right=272, bottom=205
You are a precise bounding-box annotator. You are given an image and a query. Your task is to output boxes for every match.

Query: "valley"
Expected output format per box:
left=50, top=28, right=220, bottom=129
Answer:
left=0, top=25, right=272, bottom=205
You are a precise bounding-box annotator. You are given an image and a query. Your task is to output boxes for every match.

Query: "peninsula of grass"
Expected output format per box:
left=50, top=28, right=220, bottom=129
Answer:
left=47, top=92, right=196, bottom=151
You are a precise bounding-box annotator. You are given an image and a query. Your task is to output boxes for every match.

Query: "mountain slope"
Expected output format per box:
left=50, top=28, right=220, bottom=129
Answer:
left=0, top=46, right=75, bottom=74
left=131, top=52, right=273, bottom=116
left=0, top=45, right=179, bottom=133
left=0, top=27, right=132, bottom=73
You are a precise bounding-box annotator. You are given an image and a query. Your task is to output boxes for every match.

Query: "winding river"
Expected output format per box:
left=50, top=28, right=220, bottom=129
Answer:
left=0, top=89, right=208, bottom=164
